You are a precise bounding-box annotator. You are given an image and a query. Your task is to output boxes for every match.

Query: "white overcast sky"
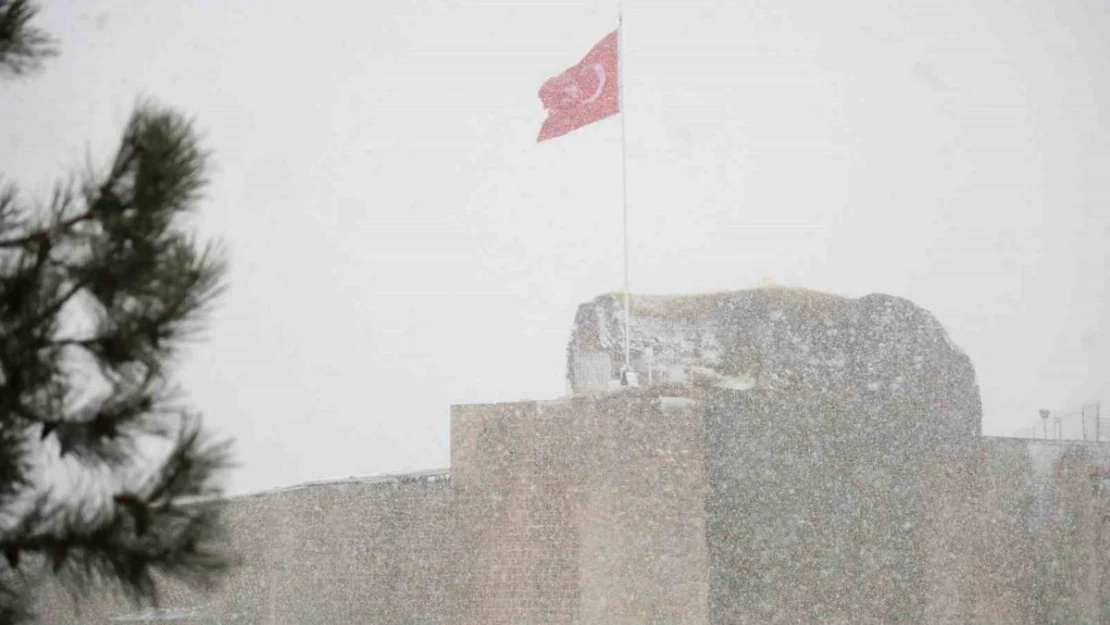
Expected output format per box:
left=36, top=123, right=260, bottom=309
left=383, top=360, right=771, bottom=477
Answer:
left=2, top=0, right=1108, bottom=494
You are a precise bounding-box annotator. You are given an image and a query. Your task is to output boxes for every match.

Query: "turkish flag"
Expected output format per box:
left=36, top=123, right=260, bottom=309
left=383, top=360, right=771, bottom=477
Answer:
left=537, top=30, right=620, bottom=142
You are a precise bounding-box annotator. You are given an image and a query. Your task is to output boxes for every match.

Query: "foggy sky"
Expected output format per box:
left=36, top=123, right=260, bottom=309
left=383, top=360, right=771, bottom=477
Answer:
left=2, top=0, right=1108, bottom=494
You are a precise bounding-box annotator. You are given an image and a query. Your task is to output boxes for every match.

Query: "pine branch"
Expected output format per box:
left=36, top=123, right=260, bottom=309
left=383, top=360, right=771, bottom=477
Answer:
left=4, top=278, right=83, bottom=340
left=0, top=212, right=96, bottom=249
left=0, top=0, right=56, bottom=78
left=37, top=394, right=151, bottom=466
left=0, top=427, right=31, bottom=510
left=0, top=499, right=232, bottom=606
left=0, top=423, right=235, bottom=603
left=0, top=70, right=232, bottom=621
left=0, top=183, right=23, bottom=234
left=0, top=580, right=32, bottom=625
left=140, top=421, right=233, bottom=506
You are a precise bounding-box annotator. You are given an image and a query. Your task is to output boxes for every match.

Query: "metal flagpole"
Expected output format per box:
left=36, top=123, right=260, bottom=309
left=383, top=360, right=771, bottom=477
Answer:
left=618, top=7, right=632, bottom=383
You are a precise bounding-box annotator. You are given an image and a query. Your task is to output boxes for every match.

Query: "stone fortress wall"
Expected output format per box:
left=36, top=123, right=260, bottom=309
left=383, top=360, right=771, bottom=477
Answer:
left=36, top=288, right=1110, bottom=625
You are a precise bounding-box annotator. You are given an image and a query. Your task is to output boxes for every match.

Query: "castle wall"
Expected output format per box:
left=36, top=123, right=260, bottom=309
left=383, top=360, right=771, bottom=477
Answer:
left=32, top=402, right=1110, bottom=625
left=29, top=288, right=1110, bottom=624
left=705, top=388, right=945, bottom=625
left=705, top=387, right=1110, bottom=625
left=449, top=401, right=583, bottom=625
left=921, top=437, right=1110, bottom=625
left=35, top=473, right=458, bottom=625
left=450, top=395, right=709, bottom=625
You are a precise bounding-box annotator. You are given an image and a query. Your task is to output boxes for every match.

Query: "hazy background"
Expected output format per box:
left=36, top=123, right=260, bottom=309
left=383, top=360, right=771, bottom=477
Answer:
left=1, top=0, right=1107, bottom=495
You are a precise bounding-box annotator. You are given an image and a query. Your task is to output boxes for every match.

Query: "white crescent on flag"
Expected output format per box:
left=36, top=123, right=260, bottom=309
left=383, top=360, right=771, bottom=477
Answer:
left=582, top=64, right=606, bottom=104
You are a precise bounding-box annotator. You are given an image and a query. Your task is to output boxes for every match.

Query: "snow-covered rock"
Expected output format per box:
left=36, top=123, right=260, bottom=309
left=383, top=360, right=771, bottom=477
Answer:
left=568, top=288, right=977, bottom=402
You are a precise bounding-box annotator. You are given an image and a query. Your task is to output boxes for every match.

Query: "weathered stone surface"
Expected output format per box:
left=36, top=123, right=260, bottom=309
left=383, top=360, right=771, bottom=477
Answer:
left=684, top=289, right=982, bottom=623
left=569, top=288, right=982, bottom=451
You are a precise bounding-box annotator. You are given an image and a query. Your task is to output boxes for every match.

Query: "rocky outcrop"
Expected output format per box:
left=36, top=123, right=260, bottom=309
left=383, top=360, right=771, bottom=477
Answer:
left=567, top=286, right=983, bottom=453
left=569, top=289, right=976, bottom=395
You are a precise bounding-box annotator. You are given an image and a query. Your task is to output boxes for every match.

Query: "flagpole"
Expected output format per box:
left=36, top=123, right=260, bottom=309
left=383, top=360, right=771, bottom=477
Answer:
left=618, top=7, right=632, bottom=381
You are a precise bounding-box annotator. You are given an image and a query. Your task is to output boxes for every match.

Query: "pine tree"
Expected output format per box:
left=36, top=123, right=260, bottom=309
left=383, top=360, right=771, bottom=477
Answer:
left=0, top=0, right=54, bottom=77
left=1, top=2, right=236, bottom=623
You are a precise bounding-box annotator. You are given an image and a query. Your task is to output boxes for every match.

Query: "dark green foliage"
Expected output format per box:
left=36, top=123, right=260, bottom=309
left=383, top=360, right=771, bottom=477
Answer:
left=0, top=0, right=55, bottom=77
left=1, top=5, right=236, bottom=624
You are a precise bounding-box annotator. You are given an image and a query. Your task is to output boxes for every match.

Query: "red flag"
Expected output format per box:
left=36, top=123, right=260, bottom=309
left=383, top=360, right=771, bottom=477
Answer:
left=537, top=30, right=620, bottom=142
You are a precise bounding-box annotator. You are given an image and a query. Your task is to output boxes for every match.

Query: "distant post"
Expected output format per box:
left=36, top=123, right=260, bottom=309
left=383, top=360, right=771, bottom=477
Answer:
left=1040, top=409, right=1050, bottom=439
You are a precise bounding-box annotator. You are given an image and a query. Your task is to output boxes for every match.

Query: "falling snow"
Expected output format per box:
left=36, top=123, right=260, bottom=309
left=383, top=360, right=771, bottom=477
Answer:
left=33, top=287, right=1110, bottom=625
